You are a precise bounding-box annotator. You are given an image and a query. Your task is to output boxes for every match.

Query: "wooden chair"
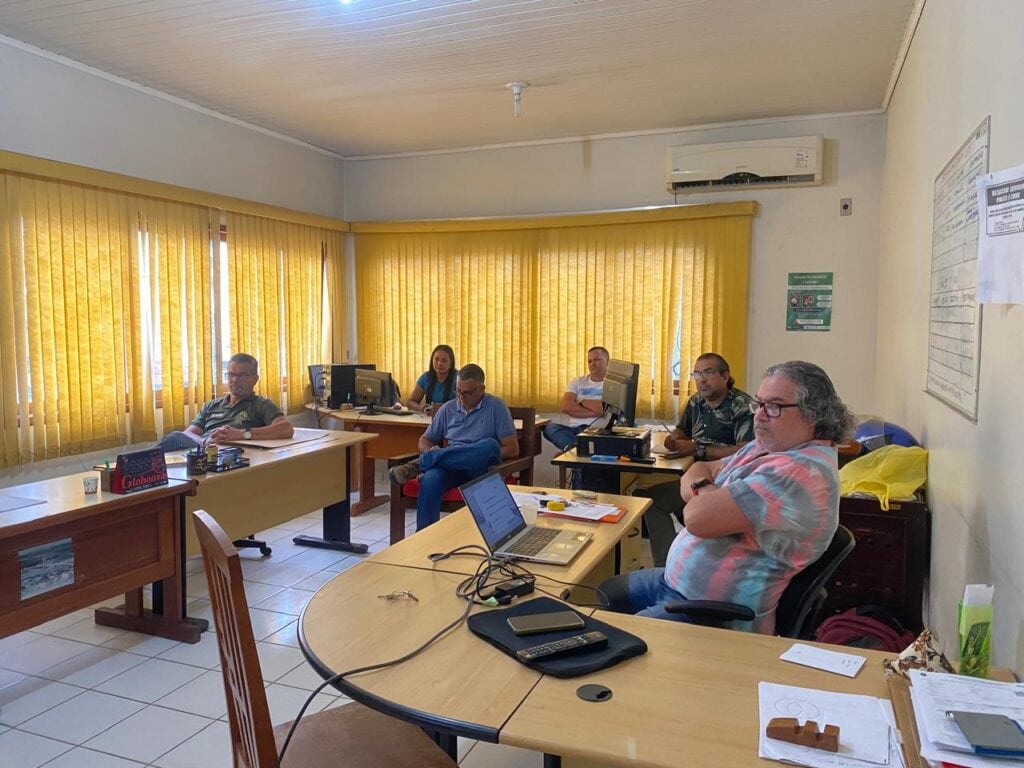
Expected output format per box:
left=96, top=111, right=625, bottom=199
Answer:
left=387, top=406, right=537, bottom=544
left=191, top=509, right=457, bottom=768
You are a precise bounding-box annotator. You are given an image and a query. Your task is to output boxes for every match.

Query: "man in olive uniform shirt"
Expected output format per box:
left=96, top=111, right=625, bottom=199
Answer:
left=636, top=353, right=753, bottom=566
left=156, top=353, right=293, bottom=451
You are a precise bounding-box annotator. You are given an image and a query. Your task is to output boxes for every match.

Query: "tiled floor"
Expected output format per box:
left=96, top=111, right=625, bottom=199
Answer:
left=0, top=502, right=553, bottom=768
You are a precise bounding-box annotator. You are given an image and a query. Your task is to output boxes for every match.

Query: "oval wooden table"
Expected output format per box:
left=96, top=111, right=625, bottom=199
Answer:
left=298, top=491, right=898, bottom=768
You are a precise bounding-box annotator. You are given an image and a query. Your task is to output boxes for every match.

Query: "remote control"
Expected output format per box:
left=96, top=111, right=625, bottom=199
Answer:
left=516, top=630, right=608, bottom=661
left=621, top=455, right=656, bottom=464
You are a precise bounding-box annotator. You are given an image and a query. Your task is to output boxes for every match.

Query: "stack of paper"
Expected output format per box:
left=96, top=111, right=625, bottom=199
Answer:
left=759, top=682, right=904, bottom=768
left=909, top=670, right=1024, bottom=767
left=510, top=492, right=623, bottom=522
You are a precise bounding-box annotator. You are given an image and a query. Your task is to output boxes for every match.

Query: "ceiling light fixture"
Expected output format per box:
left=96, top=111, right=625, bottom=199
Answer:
left=505, top=81, right=529, bottom=118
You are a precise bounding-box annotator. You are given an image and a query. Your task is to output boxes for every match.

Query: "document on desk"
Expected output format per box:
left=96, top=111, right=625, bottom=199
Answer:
left=510, top=492, right=622, bottom=522
left=780, top=643, right=868, bottom=678
left=759, top=682, right=896, bottom=767
left=909, top=669, right=1024, bottom=767
left=227, top=428, right=332, bottom=450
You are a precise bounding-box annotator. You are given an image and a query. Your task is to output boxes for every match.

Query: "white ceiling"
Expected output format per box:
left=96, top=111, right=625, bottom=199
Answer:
left=0, top=0, right=917, bottom=158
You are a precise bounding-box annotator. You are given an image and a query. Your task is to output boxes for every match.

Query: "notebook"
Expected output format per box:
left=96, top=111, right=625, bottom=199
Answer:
left=650, top=444, right=683, bottom=459
left=460, top=471, right=592, bottom=565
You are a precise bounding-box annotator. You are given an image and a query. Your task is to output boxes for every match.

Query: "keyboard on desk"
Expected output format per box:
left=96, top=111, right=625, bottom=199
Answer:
left=504, top=527, right=560, bottom=557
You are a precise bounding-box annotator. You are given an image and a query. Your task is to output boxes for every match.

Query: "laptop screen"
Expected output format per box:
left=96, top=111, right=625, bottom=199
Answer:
left=460, top=471, right=527, bottom=551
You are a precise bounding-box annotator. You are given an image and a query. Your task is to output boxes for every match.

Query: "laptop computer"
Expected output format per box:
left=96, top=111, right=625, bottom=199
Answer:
left=460, top=471, right=592, bottom=565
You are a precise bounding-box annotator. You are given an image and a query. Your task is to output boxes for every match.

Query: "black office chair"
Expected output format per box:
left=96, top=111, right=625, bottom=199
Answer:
left=600, top=525, right=855, bottom=639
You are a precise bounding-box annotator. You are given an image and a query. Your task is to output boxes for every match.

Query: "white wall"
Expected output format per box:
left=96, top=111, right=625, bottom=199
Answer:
left=0, top=40, right=345, bottom=218
left=878, top=0, right=1024, bottom=671
left=344, top=114, right=885, bottom=414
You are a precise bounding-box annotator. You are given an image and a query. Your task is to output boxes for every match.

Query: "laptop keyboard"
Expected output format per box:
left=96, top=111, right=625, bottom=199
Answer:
left=505, top=527, right=560, bottom=557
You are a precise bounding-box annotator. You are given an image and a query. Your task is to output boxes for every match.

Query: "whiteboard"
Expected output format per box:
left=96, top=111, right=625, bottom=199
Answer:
left=926, top=117, right=990, bottom=420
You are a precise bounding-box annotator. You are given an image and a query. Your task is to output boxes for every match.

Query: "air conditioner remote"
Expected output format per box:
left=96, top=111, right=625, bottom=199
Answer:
left=516, top=630, right=608, bottom=661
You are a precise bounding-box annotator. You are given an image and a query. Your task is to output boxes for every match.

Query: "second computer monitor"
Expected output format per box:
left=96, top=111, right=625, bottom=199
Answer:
left=600, top=359, right=640, bottom=430
left=354, top=369, right=397, bottom=414
left=329, top=363, right=375, bottom=408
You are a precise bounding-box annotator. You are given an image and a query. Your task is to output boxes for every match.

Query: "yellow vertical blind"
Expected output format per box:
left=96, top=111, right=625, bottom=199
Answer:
left=356, top=230, right=538, bottom=404
left=1, top=174, right=138, bottom=462
left=353, top=203, right=754, bottom=417
left=141, top=199, right=216, bottom=433
left=0, top=151, right=349, bottom=468
left=225, top=212, right=339, bottom=413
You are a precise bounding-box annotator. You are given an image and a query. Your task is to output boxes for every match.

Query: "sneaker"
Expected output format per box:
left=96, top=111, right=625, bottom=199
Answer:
left=389, top=459, right=421, bottom=485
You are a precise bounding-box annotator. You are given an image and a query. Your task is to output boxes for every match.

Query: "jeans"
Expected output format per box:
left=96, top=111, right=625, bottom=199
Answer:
left=542, top=423, right=586, bottom=451
left=156, top=431, right=203, bottom=452
left=416, top=438, right=502, bottom=530
left=623, top=568, right=692, bottom=622
left=543, top=423, right=604, bottom=490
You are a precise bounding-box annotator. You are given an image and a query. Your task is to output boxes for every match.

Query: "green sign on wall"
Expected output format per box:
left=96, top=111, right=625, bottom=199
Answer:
left=786, top=272, right=833, bottom=332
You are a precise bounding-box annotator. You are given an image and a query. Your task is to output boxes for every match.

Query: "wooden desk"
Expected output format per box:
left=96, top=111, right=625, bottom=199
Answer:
left=1, top=476, right=205, bottom=643
left=307, top=404, right=548, bottom=515
left=501, top=610, right=894, bottom=767
left=368, top=487, right=650, bottom=592
left=552, top=447, right=693, bottom=492
left=300, top=540, right=897, bottom=766
left=167, top=429, right=375, bottom=558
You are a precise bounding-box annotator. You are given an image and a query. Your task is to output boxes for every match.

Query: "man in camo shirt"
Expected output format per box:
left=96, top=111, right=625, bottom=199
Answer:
left=636, top=352, right=754, bottom=566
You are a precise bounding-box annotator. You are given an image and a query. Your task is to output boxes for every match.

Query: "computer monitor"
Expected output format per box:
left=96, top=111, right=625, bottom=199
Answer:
left=354, top=369, right=397, bottom=414
left=328, top=363, right=375, bottom=408
left=597, top=359, right=640, bottom=432
left=307, top=364, right=326, bottom=403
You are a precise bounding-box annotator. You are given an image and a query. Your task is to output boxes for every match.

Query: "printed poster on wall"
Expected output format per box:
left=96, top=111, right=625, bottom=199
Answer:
left=975, top=161, right=1024, bottom=304
left=786, top=272, right=833, bottom=331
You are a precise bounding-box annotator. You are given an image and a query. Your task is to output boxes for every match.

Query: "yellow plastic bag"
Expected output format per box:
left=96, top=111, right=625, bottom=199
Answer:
left=838, top=445, right=928, bottom=510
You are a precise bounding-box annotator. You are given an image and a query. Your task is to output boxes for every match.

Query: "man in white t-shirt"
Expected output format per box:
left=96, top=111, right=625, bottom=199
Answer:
left=542, top=346, right=609, bottom=451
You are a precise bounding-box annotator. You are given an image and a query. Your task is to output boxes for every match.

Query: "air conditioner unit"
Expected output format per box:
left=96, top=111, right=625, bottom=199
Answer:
left=666, top=135, right=823, bottom=193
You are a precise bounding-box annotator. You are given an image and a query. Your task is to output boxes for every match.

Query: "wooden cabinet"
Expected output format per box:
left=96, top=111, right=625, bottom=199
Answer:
left=822, top=495, right=930, bottom=632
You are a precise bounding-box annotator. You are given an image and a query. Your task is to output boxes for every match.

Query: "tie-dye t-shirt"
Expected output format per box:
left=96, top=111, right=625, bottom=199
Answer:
left=663, top=439, right=839, bottom=634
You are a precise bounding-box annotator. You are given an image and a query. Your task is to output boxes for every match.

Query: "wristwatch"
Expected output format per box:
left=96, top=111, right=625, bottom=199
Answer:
left=690, top=478, right=713, bottom=496
left=242, top=429, right=252, bottom=440
left=694, top=441, right=708, bottom=461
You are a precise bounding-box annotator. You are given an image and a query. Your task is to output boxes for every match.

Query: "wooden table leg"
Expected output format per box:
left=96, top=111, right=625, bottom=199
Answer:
left=346, top=426, right=389, bottom=515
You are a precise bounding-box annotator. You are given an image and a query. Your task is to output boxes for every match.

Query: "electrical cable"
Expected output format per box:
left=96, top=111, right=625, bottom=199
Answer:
left=275, top=546, right=525, bottom=766
left=274, top=595, right=473, bottom=767
left=274, top=544, right=616, bottom=765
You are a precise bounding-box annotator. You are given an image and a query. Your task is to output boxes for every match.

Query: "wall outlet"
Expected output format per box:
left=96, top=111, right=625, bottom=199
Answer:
left=840, top=197, right=853, bottom=216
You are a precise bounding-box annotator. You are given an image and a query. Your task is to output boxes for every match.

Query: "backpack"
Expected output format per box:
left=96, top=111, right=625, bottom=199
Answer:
left=815, top=605, right=916, bottom=652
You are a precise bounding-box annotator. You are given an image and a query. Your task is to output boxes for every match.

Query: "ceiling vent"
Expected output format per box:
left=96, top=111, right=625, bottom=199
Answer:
left=666, top=135, right=823, bottom=193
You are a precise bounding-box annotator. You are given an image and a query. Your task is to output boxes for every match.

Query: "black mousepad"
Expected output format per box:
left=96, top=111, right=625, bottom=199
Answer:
left=467, top=596, right=647, bottom=678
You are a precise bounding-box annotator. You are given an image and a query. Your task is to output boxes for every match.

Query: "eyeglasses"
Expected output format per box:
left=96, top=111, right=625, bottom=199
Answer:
left=456, top=384, right=481, bottom=397
left=748, top=400, right=801, bottom=418
left=690, top=367, right=723, bottom=380
left=226, top=371, right=255, bottom=380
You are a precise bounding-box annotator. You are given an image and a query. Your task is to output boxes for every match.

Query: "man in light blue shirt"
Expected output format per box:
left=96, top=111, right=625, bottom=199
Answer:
left=389, top=364, right=518, bottom=530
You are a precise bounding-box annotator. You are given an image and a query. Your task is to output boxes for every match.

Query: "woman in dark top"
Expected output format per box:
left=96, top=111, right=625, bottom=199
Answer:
left=406, top=344, right=457, bottom=413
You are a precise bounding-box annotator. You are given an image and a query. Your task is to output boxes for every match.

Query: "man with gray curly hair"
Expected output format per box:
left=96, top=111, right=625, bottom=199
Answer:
left=601, top=360, right=854, bottom=634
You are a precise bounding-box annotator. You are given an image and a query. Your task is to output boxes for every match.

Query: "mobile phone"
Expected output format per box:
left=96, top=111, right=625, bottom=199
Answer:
left=507, top=610, right=586, bottom=636
left=949, top=711, right=1024, bottom=757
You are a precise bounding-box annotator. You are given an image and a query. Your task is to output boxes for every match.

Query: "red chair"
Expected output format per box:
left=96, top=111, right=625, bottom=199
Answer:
left=387, top=406, right=537, bottom=543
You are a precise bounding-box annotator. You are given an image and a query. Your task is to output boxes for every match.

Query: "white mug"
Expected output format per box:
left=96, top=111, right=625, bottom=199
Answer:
left=83, top=475, right=99, bottom=494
